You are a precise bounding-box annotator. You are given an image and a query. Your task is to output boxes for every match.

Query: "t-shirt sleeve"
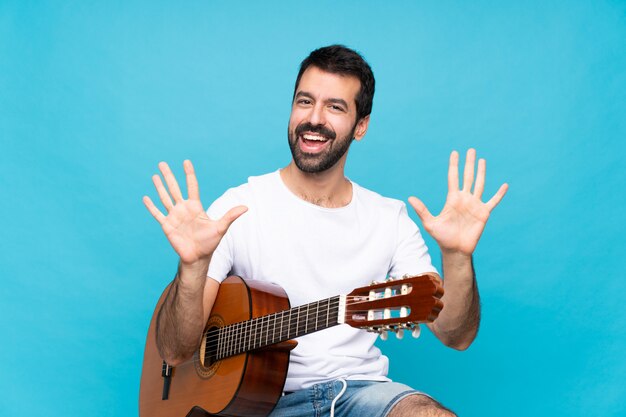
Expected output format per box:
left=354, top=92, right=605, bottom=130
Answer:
left=388, top=203, right=438, bottom=278
left=205, top=190, right=238, bottom=283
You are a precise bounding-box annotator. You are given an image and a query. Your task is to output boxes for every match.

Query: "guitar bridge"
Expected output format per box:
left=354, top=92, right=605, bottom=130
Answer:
left=161, top=361, right=172, bottom=400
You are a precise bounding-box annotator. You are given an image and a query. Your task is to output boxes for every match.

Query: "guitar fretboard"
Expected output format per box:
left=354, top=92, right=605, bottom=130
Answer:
left=210, top=295, right=342, bottom=360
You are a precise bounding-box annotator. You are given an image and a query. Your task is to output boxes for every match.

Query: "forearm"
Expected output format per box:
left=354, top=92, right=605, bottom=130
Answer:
left=156, top=260, right=209, bottom=365
left=431, top=251, right=480, bottom=350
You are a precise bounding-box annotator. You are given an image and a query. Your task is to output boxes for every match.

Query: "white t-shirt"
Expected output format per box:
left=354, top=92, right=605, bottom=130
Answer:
left=206, top=170, right=436, bottom=391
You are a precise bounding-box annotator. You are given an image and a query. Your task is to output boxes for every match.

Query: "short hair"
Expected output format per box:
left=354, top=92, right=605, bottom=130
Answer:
left=293, top=45, right=375, bottom=121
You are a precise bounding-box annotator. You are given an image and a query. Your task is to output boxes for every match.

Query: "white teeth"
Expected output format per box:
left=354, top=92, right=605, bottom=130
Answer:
left=302, top=134, right=328, bottom=142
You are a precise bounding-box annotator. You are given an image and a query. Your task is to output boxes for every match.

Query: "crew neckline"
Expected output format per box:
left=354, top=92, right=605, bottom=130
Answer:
left=274, top=170, right=357, bottom=212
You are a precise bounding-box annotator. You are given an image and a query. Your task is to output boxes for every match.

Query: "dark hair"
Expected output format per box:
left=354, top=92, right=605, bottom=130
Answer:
left=293, top=45, right=375, bottom=121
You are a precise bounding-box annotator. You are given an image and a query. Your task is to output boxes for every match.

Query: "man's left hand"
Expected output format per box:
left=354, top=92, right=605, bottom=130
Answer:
left=408, top=149, right=508, bottom=257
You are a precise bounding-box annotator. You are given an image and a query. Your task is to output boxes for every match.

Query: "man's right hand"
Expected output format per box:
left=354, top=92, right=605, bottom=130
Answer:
left=143, top=160, right=247, bottom=274
left=143, top=160, right=246, bottom=364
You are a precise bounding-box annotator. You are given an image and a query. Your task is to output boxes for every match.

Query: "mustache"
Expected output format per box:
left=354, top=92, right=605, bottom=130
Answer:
left=295, top=123, right=336, bottom=140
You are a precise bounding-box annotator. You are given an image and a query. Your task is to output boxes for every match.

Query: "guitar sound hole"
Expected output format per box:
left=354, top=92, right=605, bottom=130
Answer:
left=194, top=316, right=224, bottom=378
left=203, top=326, right=219, bottom=367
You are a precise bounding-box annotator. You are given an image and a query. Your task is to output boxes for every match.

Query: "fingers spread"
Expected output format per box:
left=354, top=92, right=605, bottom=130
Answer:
left=184, top=160, right=200, bottom=201
left=143, top=196, right=166, bottom=224
left=462, top=148, right=476, bottom=192
left=152, top=174, right=174, bottom=211
left=486, top=183, right=509, bottom=212
left=474, top=158, right=486, bottom=198
left=159, top=161, right=184, bottom=203
left=408, top=196, right=433, bottom=223
left=217, top=205, right=249, bottom=235
left=448, top=151, right=460, bottom=192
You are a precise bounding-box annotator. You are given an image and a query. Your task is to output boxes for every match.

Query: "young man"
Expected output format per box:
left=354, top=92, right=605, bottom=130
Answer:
left=143, top=45, right=508, bottom=417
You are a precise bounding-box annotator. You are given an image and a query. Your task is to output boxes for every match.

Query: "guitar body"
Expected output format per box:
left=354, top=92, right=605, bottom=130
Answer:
left=139, top=276, right=296, bottom=417
left=140, top=272, right=443, bottom=416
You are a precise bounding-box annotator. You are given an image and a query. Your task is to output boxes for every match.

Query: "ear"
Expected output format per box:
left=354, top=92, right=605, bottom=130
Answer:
left=353, top=115, right=370, bottom=141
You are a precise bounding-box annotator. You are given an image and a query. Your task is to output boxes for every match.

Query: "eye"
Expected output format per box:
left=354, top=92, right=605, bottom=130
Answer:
left=297, top=99, right=312, bottom=105
left=329, top=104, right=345, bottom=112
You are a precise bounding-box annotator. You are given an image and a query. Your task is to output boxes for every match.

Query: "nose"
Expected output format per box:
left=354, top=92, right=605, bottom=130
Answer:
left=307, top=103, right=325, bottom=126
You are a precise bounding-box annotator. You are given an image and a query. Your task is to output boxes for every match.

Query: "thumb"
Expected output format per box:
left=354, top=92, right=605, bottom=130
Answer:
left=216, top=205, right=248, bottom=235
left=408, top=196, right=433, bottom=224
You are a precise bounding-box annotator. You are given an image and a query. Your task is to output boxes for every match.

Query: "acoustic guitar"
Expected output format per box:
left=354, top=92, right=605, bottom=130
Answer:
left=139, top=273, right=444, bottom=417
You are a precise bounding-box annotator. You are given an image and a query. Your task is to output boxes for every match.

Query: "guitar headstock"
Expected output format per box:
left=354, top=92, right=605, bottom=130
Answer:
left=342, top=273, right=444, bottom=340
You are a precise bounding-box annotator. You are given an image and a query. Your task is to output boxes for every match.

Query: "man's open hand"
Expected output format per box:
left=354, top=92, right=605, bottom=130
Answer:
left=408, top=149, right=508, bottom=256
left=143, top=160, right=247, bottom=266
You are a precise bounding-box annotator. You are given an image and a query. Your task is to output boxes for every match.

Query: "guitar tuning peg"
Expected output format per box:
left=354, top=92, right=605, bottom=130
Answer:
left=412, top=325, right=421, bottom=339
left=370, top=280, right=380, bottom=285
left=401, top=284, right=409, bottom=296
left=395, top=328, right=404, bottom=340
left=402, top=274, right=411, bottom=279
left=386, top=276, right=395, bottom=282
left=380, top=330, right=388, bottom=341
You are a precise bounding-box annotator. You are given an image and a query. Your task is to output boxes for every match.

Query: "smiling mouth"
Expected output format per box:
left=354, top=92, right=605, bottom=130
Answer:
left=302, top=133, right=330, bottom=142
left=299, top=132, right=331, bottom=152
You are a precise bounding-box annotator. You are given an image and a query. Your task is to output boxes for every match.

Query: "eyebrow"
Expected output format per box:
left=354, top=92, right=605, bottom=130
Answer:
left=295, top=91, right=350, bottom=109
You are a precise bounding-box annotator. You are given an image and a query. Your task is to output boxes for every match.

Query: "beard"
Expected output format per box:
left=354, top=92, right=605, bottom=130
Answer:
left=288, top=121, right=356, bottom=173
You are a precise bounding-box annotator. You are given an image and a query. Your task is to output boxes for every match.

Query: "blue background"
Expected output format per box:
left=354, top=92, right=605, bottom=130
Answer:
left=1, top=1, right=625, bottom=416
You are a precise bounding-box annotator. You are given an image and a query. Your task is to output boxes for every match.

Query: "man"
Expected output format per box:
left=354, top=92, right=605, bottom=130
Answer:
left=143, top=45, right=508, bottom=417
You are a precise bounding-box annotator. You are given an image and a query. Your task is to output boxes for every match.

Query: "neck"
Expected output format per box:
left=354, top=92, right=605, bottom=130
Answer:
left=213, top=295, right=343, bottom=361
left=280, top=160, right=352, bottom=208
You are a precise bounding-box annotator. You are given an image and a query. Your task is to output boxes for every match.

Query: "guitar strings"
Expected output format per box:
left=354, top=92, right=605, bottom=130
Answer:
left=199, top=295, right=403, bottom=339
left=203, top=295, right=419, bottom=361
left=173, top=303, right=345, bottom=368
left=163, top=294, right=425, bottom=368
left=204, top=305, right=344, bottom=366
left=207, top=301, right=343, bottom=348
left=198, top=294, right=416, bottom=361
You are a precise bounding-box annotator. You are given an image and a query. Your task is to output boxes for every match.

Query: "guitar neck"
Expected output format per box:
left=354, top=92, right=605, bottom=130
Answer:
left=213, top=295, right=345, bottom=361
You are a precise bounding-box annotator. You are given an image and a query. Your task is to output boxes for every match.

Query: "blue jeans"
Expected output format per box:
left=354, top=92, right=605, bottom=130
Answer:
left=269, top=380, right=418, bottom=417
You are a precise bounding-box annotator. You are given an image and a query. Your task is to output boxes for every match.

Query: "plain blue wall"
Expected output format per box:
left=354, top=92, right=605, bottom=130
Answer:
left=1, top=1, right=625, bottom=416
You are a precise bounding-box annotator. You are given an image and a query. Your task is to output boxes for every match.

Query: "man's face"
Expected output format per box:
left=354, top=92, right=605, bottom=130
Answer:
left=288, top=66, right=368, bottom=173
